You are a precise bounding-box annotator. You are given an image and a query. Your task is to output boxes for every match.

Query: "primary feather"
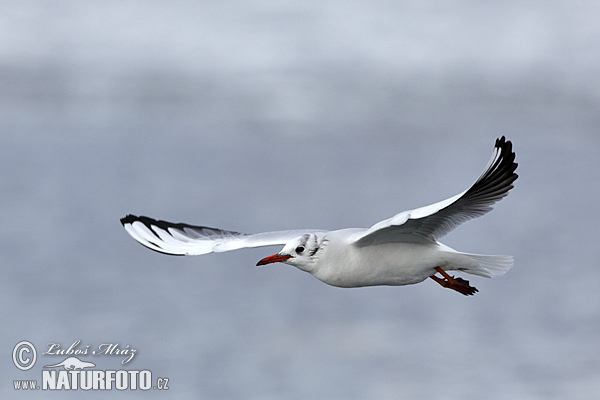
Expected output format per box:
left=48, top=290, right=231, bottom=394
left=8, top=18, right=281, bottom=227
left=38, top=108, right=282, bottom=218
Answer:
left=352, top=136, right=518, bottom=247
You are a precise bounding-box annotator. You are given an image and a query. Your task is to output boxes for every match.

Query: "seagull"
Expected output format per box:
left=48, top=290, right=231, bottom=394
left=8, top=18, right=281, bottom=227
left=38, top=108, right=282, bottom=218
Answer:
left=121, top=137, right=517, bottom=295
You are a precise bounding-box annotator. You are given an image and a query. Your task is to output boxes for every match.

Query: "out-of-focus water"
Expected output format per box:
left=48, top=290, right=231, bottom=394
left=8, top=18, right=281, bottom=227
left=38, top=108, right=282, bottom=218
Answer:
left=1, top=1, right=599, bottom=399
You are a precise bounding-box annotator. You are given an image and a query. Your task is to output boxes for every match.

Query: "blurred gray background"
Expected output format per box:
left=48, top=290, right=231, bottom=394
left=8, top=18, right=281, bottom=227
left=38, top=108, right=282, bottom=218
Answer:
left=1, top=1, right=599, bottom=399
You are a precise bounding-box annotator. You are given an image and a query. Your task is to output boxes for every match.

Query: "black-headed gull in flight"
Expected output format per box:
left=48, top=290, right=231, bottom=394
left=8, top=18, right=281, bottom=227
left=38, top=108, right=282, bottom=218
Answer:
left=121, top=137, right=517, bottom=295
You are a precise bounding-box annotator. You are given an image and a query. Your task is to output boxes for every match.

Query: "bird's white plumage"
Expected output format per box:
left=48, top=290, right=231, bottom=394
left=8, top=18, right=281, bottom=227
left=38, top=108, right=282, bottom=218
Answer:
left=121, top=137, right=518, bottom=295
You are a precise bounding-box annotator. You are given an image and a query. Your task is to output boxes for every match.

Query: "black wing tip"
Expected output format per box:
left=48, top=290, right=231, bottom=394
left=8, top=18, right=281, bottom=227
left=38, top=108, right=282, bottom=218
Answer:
left=494, top=136, right=518, bottom=176
left=120, top=215, right=170, bottom=232
left=495, top=136, right=513, bottom=157
left=495, top=136, right=518, bottom=170
left=120, top=214, right=244, bottom=239
left=119, top=214, right=170, bottom=242
left=120, top=214, right=186, bottom=231
left=495, top=135, right=511, bottom=149
left=120, top=214, right=139, bottom=226
left=120, top=214, right=187, bottom=256
left=466, top=136, right=518, bottom=203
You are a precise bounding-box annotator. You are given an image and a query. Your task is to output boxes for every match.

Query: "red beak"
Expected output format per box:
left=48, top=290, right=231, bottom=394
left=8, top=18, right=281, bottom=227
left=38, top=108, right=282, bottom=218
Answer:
left=256, top=253, right=292, bottom=266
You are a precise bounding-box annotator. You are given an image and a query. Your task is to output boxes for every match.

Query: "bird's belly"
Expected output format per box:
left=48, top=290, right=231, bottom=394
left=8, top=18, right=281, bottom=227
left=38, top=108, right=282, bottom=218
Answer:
left=315, top=243, right=443, bottom=288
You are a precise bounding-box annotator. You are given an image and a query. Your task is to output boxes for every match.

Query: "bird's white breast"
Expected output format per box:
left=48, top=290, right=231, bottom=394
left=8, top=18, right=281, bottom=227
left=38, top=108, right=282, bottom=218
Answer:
left=311, top=231, right=445, bottom=288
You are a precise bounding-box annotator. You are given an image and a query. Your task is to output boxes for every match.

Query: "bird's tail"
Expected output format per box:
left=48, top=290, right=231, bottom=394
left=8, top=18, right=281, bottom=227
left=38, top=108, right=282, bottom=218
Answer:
left=439, top=245, right=514, bottom=278
left=458, top=253, right=514, bottom=278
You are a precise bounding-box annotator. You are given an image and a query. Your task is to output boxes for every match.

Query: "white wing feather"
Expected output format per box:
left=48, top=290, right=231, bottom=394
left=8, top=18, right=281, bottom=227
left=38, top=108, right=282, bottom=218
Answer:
left=121, top=215, right=322, bottom=256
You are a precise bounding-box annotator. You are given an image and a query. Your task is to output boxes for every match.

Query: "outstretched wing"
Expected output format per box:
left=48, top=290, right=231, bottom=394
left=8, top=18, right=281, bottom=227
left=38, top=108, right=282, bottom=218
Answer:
left=121, top=215, right=321, bottom=256
left=353, top=136, right=518, bottom=247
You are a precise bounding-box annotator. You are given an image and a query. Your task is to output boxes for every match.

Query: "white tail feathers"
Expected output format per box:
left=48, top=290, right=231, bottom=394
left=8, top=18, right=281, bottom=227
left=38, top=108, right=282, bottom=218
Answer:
left=438, top=244, right=514, bottom=279
left=458, top=253, right=514, bottom=278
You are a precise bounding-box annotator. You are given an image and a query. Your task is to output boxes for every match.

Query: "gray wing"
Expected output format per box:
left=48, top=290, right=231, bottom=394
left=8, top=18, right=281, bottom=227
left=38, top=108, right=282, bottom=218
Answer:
left=121, top=215, right=322, bottom=256
left=353, top=136, right=518, bottom=247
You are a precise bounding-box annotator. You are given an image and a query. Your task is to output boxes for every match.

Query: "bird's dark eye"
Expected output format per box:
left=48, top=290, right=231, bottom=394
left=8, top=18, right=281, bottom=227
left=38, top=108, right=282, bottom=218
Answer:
left=295, top=246, right=305, bottom=254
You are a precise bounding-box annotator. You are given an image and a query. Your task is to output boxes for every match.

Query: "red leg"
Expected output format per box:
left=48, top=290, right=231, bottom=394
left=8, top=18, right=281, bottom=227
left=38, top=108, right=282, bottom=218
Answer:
left=429, top=267, right=478, bottom=296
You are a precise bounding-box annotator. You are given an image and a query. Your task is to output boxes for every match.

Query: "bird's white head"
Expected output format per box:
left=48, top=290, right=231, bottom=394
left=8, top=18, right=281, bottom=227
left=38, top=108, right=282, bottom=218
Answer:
left=256, top=233, right=326, bottom=272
